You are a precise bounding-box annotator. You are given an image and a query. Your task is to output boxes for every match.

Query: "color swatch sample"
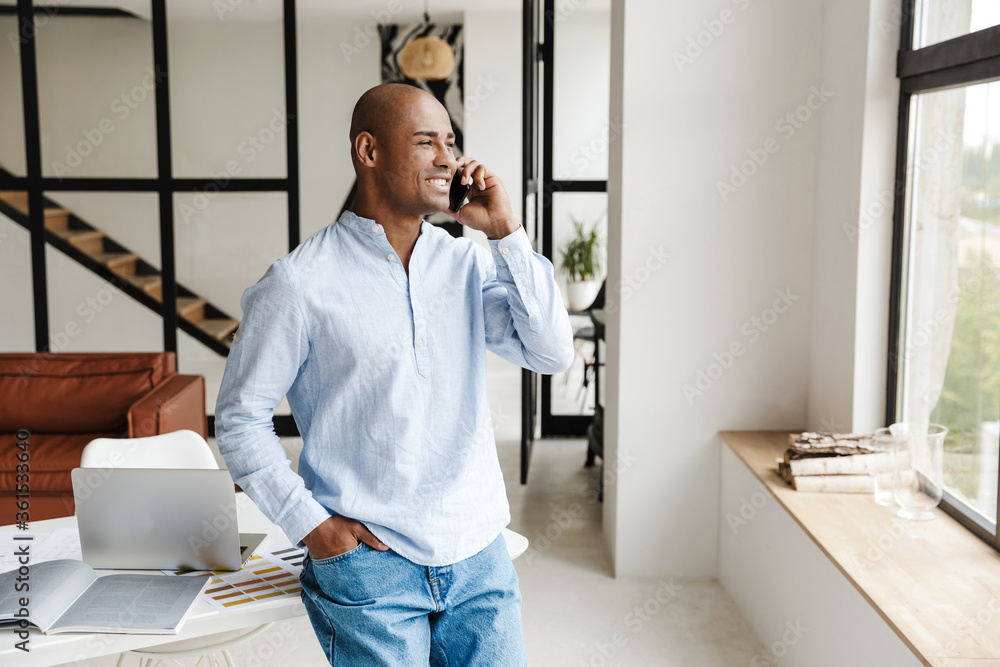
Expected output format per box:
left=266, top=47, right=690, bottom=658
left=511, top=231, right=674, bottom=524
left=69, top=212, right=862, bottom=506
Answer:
left=165, top=544, right=304, bottom=611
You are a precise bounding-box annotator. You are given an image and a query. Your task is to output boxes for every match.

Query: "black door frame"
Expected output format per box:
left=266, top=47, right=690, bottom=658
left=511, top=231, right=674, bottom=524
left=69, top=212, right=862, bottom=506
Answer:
left=520, top=0, right=608, bottom=483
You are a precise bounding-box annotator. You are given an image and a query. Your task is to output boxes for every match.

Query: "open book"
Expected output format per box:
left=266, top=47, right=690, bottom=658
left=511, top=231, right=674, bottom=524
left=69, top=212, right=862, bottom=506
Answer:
left=0, top=560, right=208, bottom=634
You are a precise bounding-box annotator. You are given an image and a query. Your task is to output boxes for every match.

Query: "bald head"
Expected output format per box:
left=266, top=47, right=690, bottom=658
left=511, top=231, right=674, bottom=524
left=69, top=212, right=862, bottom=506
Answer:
left=348, top=82, right=459, bottom=219
left=350, top=83, right=436, bottom=146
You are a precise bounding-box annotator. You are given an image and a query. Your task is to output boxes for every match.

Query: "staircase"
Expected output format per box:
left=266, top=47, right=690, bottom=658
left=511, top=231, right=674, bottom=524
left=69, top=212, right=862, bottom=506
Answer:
left=0, top=188, right=238, bottom=356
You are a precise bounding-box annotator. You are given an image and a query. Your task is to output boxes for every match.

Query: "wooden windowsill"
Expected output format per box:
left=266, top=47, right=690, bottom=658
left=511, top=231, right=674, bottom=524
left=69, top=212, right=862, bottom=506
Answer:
left=720, top=431, right=1000, bottom=667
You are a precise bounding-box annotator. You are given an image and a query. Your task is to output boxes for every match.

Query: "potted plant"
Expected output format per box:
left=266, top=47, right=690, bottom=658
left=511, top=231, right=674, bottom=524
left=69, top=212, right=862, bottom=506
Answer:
left=559, top=214, right=604, bottom=310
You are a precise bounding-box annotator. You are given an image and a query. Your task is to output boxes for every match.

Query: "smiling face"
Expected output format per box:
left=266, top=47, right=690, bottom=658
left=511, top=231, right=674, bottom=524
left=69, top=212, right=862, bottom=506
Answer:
left=370, top=91, right=459, bottom=217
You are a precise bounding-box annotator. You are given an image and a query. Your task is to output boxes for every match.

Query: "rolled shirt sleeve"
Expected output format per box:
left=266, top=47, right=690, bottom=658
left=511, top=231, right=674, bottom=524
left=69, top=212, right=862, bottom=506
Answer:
left=483, top=227, right=576, bottom=374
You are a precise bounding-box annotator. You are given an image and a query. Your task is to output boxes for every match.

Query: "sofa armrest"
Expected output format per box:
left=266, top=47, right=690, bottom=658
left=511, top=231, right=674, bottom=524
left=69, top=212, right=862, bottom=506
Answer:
left=128, top=374, right=207, bottom=439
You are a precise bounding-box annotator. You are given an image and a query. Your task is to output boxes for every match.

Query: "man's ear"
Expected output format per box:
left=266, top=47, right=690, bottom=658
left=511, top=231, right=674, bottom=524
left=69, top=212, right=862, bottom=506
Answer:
left=354, top=132, right=377, bottom=167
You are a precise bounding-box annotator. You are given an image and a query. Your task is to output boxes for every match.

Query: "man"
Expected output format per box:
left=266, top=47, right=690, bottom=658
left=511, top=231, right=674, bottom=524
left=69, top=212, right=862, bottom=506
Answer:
left=215, top=83, right=574, bottom=666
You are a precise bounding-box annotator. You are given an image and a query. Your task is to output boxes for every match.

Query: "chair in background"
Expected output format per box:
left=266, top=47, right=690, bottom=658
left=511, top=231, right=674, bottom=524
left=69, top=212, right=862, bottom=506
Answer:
left=80, top=430, right=272, bottom=667
left=80, top=429, right=219, bottom=470
left=565, top=280, right=606, bottom=412
left=502, top=528, right=529, bottom=560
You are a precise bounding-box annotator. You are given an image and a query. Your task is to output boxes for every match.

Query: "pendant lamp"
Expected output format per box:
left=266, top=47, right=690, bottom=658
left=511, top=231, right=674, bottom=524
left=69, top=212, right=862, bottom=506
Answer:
left=398, top=0, right=455, bottom=81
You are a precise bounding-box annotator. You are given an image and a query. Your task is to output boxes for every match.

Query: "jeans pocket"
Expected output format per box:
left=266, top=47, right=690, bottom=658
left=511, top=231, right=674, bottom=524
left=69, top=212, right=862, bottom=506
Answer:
left=310, top=541, right=366, bottom=566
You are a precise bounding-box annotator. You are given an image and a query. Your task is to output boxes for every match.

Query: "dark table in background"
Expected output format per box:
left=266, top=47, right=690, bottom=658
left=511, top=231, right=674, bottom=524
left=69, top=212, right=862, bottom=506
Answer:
left=586, top=309, right=605, bottom=500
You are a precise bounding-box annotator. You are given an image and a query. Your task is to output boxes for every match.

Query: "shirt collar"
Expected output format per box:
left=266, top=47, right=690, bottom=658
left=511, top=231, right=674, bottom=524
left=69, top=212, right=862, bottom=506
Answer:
left=338, top=210, right=431, bottom=238
left=338, top=210, right=384, bottom=236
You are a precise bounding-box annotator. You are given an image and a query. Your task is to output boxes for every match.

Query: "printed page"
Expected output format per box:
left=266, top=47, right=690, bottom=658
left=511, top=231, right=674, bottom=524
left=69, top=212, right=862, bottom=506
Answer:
left=0, top=560, right=95, bottom=631
left=49, top=574, right=208, bottom=634
left=0, top=530, right=82, bottom=574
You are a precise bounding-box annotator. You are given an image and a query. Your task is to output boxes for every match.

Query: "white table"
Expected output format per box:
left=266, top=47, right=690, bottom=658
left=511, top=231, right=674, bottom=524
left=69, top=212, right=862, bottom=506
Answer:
left=0, top=494, right=529, bottom=667
left=0, top=492, right=304, bottom=667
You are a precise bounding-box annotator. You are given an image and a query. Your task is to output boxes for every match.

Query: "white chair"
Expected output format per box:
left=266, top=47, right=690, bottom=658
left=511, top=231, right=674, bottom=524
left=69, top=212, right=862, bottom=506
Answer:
left=502, top=527, right=529, bottom=560
left=80, top=429, right=219, bottom=470
left=80, top=430, right=272, bottom=667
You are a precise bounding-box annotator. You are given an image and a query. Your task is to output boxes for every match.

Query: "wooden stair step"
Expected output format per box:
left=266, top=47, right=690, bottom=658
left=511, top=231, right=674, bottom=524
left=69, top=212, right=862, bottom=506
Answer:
left=55, top=229, right=105, bottom=254
left=0, top=192, right=71, bottom=231
left=177, top=297, right=208, bottom=323
left=126, top=274, right=163, bottom=301
left=199, top=318, right=239, bottom=341
left=0, top=191, right=28, bottom=213
left=44, top=208, right=71, bottom=232
left=92, top=251, right=140, bottom=277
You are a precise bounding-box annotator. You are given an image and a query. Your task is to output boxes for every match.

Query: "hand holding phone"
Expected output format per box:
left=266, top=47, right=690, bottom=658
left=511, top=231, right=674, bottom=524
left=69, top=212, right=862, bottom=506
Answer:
left=447, top=159, right=519, bottom=239
left=449, top=168, right=472, bottom=212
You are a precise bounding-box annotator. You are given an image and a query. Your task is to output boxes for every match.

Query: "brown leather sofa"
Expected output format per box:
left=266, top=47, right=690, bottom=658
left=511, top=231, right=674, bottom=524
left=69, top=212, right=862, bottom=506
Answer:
left=0, top=352, right=206, bottom=524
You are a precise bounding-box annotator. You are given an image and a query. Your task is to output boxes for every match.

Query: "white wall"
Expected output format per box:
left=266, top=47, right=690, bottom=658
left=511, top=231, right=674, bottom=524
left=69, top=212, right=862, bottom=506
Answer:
left=457, top=9, right=523, bottom=250
left=606, top=0, right=822, bottom=578
left=0, top=16, right=25, bottom=176
left=34, top=16, right=158, bottom=179
left=801, top=0, right=865, bottom=439
left=805, top=0, right=899, bottom=435
left=0, top=218, right=36, bottom=352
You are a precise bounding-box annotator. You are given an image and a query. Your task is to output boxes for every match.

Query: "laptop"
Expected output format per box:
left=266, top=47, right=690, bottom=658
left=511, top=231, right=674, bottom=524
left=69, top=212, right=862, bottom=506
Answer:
left=72, top=468, right=266, bottom=571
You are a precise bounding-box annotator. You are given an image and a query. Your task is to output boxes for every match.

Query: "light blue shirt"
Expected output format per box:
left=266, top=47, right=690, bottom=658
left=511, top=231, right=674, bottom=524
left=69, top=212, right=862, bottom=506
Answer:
left=215, top=211, right=574, bottom=566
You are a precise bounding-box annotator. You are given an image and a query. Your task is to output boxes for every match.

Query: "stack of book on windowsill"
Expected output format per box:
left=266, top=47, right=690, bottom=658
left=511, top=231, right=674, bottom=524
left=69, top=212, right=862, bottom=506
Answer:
left=777, top=432, right=897, bottom=493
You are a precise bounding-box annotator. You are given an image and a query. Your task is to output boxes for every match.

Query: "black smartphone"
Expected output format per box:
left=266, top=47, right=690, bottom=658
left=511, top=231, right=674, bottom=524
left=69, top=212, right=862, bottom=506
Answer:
left=449, top=168, right=471, bottom=212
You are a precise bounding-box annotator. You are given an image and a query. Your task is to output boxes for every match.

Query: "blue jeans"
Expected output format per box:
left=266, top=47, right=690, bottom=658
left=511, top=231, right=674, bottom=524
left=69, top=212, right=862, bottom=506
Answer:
left=299, top=532, right=527, bottom=666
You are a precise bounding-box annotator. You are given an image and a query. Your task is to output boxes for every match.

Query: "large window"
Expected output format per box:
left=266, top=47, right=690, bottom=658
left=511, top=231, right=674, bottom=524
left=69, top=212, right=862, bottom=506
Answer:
left=890, top=0, right=1000, bottom=544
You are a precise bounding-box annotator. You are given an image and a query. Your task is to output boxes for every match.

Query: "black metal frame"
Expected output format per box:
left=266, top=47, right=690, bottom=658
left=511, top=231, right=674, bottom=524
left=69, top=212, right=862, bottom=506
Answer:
left=5, top=0, right=301, bottom=436
left=519, top=0, right=609, bottom=482
left=538, top=0, right=607, bottom=440
left=520, top=0, right=540, bottom=484
left=886, top=2, right=1000, bottom=551
left=0, top=6, right=138, bottom=18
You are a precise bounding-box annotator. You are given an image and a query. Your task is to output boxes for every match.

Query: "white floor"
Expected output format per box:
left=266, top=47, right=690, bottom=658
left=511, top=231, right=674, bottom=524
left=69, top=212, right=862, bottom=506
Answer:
left=62, top=354, right=765, bottom=667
